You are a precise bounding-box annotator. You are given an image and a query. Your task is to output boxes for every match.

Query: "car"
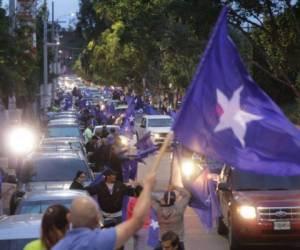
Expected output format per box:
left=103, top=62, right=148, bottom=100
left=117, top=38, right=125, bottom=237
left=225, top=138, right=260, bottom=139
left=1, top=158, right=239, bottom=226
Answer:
left=135, top=115, right=172, bottom=144
left=217, top=165, right=300, bottom=249
left=0, top=214, right=41, bottom=250
left=18, top=151, right=93, bottom=192
left=93, top=125, right=120, bottom=137
left=15, top=190, right=88, bottom=214
left=40, top=137, right=86, bottom=156
left=114, top=104, right=128, bottom=115
left=51, top=113, right=78, bottom=120
left=48, top=118, right=78, bottom=125
left=46, top=123, right=82, bottom=139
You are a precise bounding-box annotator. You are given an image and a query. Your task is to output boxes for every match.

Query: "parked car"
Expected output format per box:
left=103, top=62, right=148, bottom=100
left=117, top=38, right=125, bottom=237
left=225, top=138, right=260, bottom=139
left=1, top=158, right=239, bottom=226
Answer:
left=93, top=125, right=120, bottom=137
left=135, top=115, right=172, bottom=144
left=40, top=137, right=86, bottom=156
left=46, top=123, right=82, bottom=140
left=18, top=151, right=93, bottom=192
left=0, top=214, right=41, bottom=250
left=15, top=190, right=88, bottom=214
left=217, top=165, right=300, bottom=249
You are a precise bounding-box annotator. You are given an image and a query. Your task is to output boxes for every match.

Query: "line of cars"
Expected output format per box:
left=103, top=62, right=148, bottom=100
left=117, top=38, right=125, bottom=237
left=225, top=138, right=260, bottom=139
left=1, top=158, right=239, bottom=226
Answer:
left=0, top=108, right=93, bottom=249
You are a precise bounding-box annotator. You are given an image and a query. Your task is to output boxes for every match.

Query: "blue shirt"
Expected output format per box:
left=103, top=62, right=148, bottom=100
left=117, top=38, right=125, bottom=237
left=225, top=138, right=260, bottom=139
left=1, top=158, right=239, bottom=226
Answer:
left=52, top=227, right=116, bottom=250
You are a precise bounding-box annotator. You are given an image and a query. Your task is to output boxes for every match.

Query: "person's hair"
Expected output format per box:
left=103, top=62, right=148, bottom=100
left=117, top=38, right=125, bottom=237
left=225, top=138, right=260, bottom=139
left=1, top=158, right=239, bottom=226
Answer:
left=161, top=231, right=180, bottom=248
left=74, top=171, right=85, bottom=181
left=41, top=204, right=69, bottom=250
left=163, top=191, right=176, bottom=206
left=134, top=185, right=143, bottom=197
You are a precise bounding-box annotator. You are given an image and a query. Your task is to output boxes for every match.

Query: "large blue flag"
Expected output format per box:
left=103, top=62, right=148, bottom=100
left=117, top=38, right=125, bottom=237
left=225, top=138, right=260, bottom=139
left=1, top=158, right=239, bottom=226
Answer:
left=173, top=7, right=300, bottom=176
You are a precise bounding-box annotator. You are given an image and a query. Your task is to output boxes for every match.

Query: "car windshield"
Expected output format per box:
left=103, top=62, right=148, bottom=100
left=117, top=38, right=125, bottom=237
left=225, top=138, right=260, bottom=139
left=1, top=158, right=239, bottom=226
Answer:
left=233, top=168, right=300, bottom=190
left=46, top=126, right=80, bottom=138
left=148, top=118, right=172, bottom=127
left=0, top=239, right=35, bottom=250
left=18, top=200, right=72, bottom=214
left=21, top=158, right=91, bottom=182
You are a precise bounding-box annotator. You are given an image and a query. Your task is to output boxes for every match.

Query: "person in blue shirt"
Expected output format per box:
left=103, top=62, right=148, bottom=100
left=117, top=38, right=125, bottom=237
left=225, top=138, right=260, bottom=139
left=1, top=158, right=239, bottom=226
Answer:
left=52, top=171, right=156, bottom=250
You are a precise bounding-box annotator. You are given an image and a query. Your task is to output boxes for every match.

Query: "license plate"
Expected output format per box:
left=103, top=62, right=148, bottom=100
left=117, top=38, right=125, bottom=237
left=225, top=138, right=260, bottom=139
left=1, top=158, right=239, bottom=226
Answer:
left=273, top=221, right=291, bottom=230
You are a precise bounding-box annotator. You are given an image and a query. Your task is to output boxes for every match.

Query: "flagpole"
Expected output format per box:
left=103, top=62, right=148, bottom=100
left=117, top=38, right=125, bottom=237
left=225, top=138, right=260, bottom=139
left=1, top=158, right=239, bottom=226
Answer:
left=149, top=132, right=173, bottom=173
left=168, top=149, right=175, bottom=185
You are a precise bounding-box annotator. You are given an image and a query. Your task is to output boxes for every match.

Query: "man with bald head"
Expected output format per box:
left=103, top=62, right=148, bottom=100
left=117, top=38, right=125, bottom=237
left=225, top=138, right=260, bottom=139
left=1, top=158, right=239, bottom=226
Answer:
left=52, top=171, right=156, bottom=250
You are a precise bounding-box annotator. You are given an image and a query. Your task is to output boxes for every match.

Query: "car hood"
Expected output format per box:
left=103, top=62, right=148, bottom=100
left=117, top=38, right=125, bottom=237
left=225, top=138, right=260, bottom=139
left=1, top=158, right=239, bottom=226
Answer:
left=148, top=127, right=171, bottom=133
left=233, top=190, right=300, bottom=207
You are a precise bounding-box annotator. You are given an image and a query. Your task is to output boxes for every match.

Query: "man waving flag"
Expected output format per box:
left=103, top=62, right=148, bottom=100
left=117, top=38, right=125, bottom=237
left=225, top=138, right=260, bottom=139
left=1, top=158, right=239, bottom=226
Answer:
left=173, top=7, right=300, bottom=176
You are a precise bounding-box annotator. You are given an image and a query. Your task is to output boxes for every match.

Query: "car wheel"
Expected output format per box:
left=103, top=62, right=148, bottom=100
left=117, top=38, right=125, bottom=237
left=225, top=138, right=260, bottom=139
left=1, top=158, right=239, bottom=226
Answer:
left=217, top=216, right=227, bottom=235
left=228, top=217, right=240, bottom=250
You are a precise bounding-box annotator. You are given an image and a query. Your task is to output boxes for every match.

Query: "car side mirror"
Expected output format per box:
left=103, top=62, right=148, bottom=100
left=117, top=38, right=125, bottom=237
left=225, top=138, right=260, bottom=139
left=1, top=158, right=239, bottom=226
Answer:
left=6, top=175, right=17, bottom=184
left=218, top=182, right=230, bottom=191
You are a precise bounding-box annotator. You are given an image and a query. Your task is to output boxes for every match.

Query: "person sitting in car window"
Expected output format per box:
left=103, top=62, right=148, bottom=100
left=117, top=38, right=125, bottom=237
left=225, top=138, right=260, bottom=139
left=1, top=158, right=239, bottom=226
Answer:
left=70, top=171, right=86, bottom=190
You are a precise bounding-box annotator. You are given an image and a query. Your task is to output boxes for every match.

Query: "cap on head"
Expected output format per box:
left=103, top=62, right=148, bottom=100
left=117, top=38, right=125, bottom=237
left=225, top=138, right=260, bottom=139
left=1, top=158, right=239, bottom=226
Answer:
left=163, top=191, right=176, bottom=206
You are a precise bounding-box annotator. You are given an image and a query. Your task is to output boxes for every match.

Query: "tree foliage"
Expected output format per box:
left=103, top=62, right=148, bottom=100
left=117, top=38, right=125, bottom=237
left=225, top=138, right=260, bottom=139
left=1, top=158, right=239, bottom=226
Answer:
left=0, top=6, right=43, bottom=106
left=76, top=0, right=300, bottom=107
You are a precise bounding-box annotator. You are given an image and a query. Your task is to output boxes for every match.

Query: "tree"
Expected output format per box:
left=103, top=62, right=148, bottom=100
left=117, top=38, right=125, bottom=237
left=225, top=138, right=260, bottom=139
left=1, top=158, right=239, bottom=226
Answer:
left=224, top=0, right=300, bottom=103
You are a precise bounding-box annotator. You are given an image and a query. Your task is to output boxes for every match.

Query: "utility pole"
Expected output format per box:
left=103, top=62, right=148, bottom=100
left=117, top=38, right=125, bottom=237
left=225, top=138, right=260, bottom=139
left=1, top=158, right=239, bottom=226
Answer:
left=43, top=0, right=48, bottom=111
left=51, top=1, right=56, bottom=103
left=9, top=0, right=16, bottom=31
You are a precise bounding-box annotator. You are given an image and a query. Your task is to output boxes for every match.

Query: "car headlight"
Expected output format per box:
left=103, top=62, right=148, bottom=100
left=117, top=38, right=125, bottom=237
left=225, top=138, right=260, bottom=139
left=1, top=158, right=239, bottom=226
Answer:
left=181, top=161, right=195, bottom=178
left=119, top=135, right=129, bottom=146
left=6, top=126, right=37, bottom=155
left=238, top=205, right=256, bottom=219
left=152, top=133, right=160, bottom=139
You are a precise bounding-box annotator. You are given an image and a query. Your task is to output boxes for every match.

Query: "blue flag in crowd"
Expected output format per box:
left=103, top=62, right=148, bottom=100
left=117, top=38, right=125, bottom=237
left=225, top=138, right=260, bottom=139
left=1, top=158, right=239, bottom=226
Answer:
left=120, top=97, right=136, bottom=138
left=144, top=104, right=160, bottom=115
left=173, top=146, right=221, bottom=230
left=147, top=208, right=160, bottom=248
left=172, top=7, right=300, bottom=176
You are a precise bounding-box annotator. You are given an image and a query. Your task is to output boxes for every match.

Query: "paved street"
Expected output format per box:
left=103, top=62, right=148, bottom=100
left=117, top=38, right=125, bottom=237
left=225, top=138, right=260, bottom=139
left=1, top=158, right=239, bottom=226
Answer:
left=134, top=152, right=229, bottom=250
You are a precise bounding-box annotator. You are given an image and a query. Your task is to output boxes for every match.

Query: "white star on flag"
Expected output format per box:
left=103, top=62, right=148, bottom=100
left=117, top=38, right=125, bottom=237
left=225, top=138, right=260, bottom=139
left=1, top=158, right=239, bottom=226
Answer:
left=150, top=219, right=159, bottom=230
left=129, top=115, right=135, bottom=122
left=214, top=86, right=262, bottom=147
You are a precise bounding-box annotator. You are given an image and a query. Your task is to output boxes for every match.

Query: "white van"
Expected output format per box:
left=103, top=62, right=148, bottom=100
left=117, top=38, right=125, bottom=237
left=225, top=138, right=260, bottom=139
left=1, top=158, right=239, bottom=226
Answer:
left=135, top=115, right=172, bottom=144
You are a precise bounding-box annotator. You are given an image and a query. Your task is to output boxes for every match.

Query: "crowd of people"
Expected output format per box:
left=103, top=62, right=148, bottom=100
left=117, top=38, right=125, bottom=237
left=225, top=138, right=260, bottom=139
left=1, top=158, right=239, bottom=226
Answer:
left=23, top=85, right=190, bottom=250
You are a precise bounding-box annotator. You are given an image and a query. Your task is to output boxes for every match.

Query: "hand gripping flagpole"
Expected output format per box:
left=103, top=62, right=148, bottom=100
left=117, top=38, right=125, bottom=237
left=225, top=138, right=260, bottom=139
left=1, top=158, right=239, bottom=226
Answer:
left=149, top=132, right=173, bottom=174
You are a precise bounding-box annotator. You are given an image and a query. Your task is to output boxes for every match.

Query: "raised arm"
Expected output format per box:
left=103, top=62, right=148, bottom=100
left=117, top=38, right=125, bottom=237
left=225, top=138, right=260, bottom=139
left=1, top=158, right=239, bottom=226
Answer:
left=173, top=185, right=191, bottom=209
left=114, top=171, right=156, bottom=249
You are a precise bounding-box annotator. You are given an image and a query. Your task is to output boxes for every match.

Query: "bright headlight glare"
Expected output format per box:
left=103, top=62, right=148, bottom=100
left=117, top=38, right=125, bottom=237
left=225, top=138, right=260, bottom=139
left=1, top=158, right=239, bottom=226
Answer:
left=119, top=135, right=128, bottom=146
left=153, top=133, right=160, bottom=139
left=238, top=205, right=256, bottom=219
left=181, top=161, right=195, bottom=178
left=6, top=127, right=37, bottom=155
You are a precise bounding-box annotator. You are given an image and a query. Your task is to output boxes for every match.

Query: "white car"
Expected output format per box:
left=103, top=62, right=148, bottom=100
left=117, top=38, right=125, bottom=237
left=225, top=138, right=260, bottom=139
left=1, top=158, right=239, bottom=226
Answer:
left=93, top=125, right=120, bottom=137
left=135, top=115, right=172, bottom=144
